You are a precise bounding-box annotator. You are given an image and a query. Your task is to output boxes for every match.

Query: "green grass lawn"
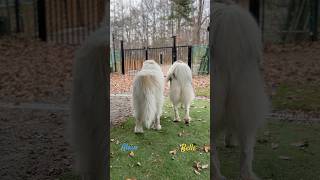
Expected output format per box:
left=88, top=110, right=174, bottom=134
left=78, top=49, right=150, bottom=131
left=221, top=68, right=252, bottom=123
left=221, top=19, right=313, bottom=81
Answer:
left=110, top=99, right=210, bottom=180
left=195, top=82, right=320, bottom=112
left=217, top=121, right=320, bottom=179
left=272, top=83, right=320, bottom=112
left=195, top=86, right=210, bottom=97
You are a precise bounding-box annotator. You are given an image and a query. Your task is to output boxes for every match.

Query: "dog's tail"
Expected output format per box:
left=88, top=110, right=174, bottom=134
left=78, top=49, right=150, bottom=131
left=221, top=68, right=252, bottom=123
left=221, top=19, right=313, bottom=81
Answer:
left=166, top=62, right=177, bottom=82
left=133, top=74, right=161, bottom=129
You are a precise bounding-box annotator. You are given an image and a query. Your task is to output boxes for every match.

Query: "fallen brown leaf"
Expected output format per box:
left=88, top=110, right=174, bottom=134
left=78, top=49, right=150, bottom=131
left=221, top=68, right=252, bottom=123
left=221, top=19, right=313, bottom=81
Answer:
left=169, top=149, right=177, bottom=155
left=291, top=140, right=309, bottom=148
left=193, top=161, right=201, bottom=171
left=129, top=151, right=135, bottom=157
left=203, top=145, right=210, bottom=153
left=201, top=164, right=209, bottom=169
left=271, top=143, right=279, bottom=150
left=126, top=178, right=137, bottom=180
left=279, top=156, right=291, bottom=160
left=194, top=169, right=201, bottom=175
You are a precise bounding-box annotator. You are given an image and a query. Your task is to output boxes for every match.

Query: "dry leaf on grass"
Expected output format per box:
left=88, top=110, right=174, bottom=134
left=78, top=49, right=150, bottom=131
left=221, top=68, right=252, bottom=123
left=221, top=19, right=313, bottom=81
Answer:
left=169, top=149, right=177, bottom=155
left=201, top=164, right=209, bottom=169
left=203, top=145, right=210, bottom=153
left=194, top=169, right=201, bottom=175
left=291, top=141, right=309, bottom=148
left=129, top=151, right=135, bottom=157
left=279, top=156, right=292, bottom=160
left=271, top=143, right=279, bottom=150
left=193, top=161, right=201, bottom=171
left=126, top=178, right=137, bottom=180
left=136, top=162, right=141, bottom=166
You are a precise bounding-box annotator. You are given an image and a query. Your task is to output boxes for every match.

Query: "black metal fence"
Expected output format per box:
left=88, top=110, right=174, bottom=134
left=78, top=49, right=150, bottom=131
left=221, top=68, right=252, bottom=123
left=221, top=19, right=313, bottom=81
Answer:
left=121, top=45, right=192, bottom=76
left=0, top=0, right=105, bottom=44
left=115, top=36, right=209, bottom=76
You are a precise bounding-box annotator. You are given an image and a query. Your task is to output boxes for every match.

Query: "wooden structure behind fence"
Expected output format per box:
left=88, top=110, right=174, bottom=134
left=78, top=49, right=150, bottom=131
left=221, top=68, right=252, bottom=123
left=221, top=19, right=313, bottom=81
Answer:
left=0, top=0, right=105, bottom=44
left=43, top=0, right=105, bottom=44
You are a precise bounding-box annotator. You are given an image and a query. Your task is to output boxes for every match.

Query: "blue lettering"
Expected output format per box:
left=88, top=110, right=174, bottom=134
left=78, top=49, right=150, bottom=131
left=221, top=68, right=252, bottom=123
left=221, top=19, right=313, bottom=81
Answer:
left=121, top=143, right=138, bottom=151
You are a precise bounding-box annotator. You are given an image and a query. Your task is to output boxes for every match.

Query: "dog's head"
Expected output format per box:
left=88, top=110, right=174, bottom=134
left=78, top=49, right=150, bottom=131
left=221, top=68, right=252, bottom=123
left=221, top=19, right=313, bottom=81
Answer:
left=142, top=59, right=162, bottom=73
left=144, top=59, right=157, bottom=65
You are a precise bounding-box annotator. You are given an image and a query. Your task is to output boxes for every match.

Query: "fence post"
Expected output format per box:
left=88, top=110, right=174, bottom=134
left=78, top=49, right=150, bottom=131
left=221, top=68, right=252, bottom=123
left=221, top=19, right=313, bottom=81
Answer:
left=112, top=34, right=117, bottom=72
left=207, top=47, right=210, bottom=74
left=311, top=0, right=319, bottom=41
left=37, top=0, right=47, bottom=41
left=172, top=35, right=177, bottom=64
left=160, top=52, right=163, bottom=64
left=188, top=46, right=192, bottom=69
left=14, top=0, right=21, bottom=33
left=121, top=40, right=125, bottom=75
left=145, top=46, right=148, bottom=60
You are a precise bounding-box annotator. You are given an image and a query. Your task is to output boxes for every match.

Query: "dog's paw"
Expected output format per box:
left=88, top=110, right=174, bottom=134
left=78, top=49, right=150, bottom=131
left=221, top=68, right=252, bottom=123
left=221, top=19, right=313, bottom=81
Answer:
left=151, top=123, right=156, bottom=129
left=173, top=118, right=181, bottom=122
left=184, top=117, right=191, bottom=124
left=156, top=124, right=162, bottom=130
left=134, top=126, right=144, bottom=133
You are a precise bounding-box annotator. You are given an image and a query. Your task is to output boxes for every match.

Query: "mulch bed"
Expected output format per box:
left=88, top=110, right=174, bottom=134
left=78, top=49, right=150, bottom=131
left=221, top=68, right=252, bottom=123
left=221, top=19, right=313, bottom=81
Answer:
left=263, top=41, right=320, bottom=90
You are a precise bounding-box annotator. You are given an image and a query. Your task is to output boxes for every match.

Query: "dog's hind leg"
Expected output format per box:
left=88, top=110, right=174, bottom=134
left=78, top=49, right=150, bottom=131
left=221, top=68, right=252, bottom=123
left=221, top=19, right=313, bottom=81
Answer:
left=183, top=102, right=191, bottom=124
left=134, top=119, right=144, bottom=133
left=212, top=136, right=226, bottom=180
left=239, top=133, right=260, bottom=180
left=154, top=113, right=162, bottom=130
left=172, top=104, right=181, bottom=122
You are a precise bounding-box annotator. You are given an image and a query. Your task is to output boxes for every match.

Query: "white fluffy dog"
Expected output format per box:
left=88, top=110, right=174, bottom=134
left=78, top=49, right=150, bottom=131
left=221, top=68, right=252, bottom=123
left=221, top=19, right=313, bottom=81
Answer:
left=211, top=2, right=269, bottom=180
left=166, top=60, right=195, bottom=124
left=132, top=60, right=164, bottom=133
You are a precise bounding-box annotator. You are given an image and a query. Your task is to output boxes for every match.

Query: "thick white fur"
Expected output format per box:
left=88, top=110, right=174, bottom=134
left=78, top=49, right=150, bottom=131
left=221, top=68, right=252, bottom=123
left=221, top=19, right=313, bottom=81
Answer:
left=132, top=60, right=164, bottom=133
left=211, top=2, right=269, bottom=180
left=69, top=26, right=108, bottom=180
left=166, top=60, right=195, bottom=124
